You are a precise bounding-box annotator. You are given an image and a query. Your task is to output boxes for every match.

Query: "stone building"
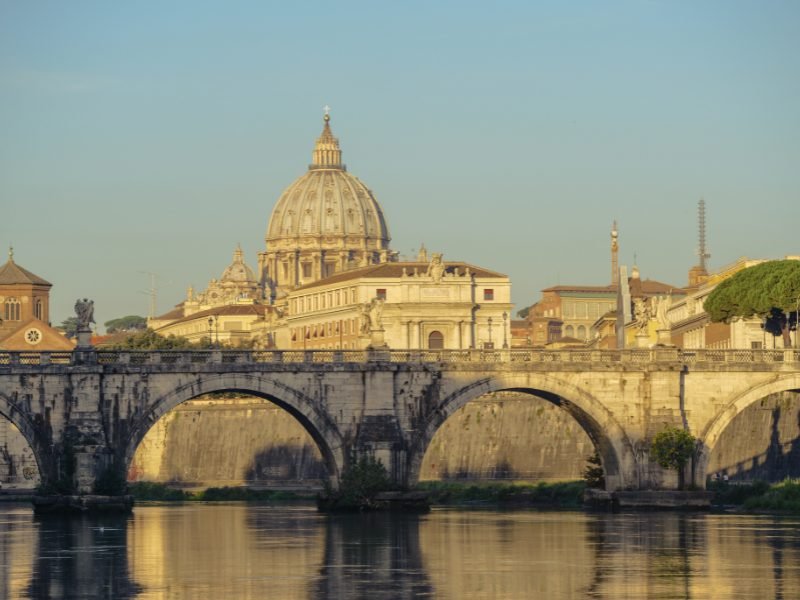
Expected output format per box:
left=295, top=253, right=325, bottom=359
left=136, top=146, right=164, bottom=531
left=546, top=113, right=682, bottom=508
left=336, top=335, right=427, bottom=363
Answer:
left=151, top=112, right=511, bottom=352
left=0, top=248, right=73, bottom=352
left=285, top=258, right=512, bottom=350
left=257, top=111, right=396, bottom=300
left=149, top=246, right=277, bottom=346
left=666, top=257, right=800, bottom=349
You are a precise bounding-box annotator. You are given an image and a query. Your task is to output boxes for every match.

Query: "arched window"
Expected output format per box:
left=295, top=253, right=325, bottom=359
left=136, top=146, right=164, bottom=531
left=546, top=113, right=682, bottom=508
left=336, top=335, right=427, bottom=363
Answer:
left=34, top=299, right=43, bottom=320
left=4, top=298, right=20, bottom=321
left=577, top=325, right=586, bottom=340
left=564, top=325, right=574, bottom=338
left=428, top=330, right=444, bottom=350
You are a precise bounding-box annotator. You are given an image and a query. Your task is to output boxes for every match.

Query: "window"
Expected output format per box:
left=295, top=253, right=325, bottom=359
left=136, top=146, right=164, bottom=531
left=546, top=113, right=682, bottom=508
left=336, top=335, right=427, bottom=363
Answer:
left=4, top=298, right=20, bottom=321
left=428, top=330, right=444, bottom=349
left=34, top=299, right=43, bottom=320
left=565, top=325, right=574, bottom=338
left=751, top=341, right=763, bottom=349
left=302, top=263, right=312, bottom=278
left=577, top=325, right=586, bottom=339
left=376, top=288, right=387, bottom=300
left=483, top=289, right=494, bottom=301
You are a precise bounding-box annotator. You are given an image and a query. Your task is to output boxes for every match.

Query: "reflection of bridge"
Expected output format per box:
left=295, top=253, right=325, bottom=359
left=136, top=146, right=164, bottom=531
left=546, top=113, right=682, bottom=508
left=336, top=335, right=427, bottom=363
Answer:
left=1, top=348, right=799, bottom=492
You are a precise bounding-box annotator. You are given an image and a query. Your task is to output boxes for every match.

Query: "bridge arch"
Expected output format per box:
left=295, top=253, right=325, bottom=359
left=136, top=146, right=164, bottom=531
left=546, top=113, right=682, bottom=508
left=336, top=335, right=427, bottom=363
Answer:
left=696, top=373, right=800, bottom=486
left=123, top=373, right=346, bottom=485
left=0, top=393, right=52, bottom=484
left=407, top=372, right=637, bottom=491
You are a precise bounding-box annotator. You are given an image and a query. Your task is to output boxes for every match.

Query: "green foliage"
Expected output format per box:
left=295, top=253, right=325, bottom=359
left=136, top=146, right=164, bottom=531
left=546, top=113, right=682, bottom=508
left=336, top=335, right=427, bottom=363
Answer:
left=319, top=455, right=393, bottom=510
left=129, top=483, right=305, bottom=502
left=705, top=260, right=800, bottom=347
left=583, top=450, right=605, bottom=489
left=109, top=328, right=212, bottom=350
left=651, top=427, right=696, bottom=490
left=516, top=305, right=531, bottom=319
left=651, top=427, right=696, bottom=471
left=104, top=315, right=147, bottom=333
left=416, top=480, right=585, bottom=507
left=59, top=317, right=80, bottom=339
left=742, top=480, right=800, bottom=513
left=128, top=482, right=192, bottom=501
left=197, top=487, right=300, bottom=501
left=93, top=465, right=128, bottom=495
left=708, top=479, right=770, bottom=506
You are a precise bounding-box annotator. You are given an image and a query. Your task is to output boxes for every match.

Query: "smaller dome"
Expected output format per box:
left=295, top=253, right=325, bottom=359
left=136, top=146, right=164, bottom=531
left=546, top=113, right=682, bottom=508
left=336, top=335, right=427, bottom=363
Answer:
left=221, top=245, right=257, bottom=283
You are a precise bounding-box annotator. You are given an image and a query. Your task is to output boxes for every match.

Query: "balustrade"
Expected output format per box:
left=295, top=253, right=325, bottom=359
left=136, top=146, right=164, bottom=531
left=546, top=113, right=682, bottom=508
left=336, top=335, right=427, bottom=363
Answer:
left=1, top=347, right=799, bottom=368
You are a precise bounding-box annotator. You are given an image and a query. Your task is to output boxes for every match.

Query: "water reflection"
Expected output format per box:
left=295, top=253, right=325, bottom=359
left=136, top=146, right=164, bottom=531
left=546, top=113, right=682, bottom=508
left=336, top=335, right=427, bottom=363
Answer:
left=1, top=504, right=800, bottom=599
left=316, top=513, right=434, bottom=599
left=27, top=512, right=140, bottom=599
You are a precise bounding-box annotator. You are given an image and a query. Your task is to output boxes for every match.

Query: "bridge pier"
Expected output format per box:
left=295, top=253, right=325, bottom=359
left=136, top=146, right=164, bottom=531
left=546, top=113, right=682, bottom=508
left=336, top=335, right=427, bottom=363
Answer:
left=0, top=348, right=797, bottom=499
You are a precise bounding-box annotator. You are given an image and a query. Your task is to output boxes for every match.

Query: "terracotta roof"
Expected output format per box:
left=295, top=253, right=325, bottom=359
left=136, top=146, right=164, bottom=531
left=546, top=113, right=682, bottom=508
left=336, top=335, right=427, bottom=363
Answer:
left=157, top=304, right=270, bottom=327
left=294, top=261, right=507, bottom=291
left=542, top=284, right=617, bottom=293
left=0, top=258, right=51, bottom=286
left=151, top=305, right=186, bottom=321
left=633, top=279, right=686, bottom=296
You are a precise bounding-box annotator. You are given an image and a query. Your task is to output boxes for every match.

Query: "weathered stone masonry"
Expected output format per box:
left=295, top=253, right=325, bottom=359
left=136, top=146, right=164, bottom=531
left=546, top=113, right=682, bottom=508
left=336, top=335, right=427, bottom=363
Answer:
left=0, top=348, right=798, bottom=493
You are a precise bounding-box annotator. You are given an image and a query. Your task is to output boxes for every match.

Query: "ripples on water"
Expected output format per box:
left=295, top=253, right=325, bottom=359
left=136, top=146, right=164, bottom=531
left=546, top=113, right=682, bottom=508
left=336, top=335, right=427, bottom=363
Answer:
left=1, top=503, right=799, bottom=599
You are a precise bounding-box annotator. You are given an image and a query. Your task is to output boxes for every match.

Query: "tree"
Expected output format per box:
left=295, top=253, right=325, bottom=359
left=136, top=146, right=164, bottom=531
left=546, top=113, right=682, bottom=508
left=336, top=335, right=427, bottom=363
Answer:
left=59, top=317, right=80, bottom=339
left=109, top=328, right=212, bottom=350
left=582, top=449, right=605, bottom=489
left=651, top=427, right=696, bottom=490
left=104, top=315, right=147, bottom=333
left=517, top=305, right=532, bottom=319
left=704, top=260, right=800, bottom=348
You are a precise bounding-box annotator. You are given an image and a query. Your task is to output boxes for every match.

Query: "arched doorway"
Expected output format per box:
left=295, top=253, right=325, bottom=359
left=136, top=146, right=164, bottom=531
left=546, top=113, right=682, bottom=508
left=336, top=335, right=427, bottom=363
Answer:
left=428, top=331, right=444, bottom=350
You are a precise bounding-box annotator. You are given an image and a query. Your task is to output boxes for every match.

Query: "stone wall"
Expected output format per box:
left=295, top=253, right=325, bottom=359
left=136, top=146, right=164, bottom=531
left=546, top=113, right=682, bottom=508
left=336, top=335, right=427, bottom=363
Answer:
left=127, top=392, right=594, bottom=488
left=708, top=391, right=800, bottom=481
left=419, top=392, right=594, bottom=481
left=0, top=420, right=41, bottom=488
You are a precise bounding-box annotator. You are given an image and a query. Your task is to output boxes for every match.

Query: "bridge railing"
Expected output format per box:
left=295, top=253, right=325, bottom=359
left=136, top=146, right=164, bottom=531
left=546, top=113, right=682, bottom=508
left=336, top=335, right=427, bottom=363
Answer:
left=0, top=348, right=798, bottom=367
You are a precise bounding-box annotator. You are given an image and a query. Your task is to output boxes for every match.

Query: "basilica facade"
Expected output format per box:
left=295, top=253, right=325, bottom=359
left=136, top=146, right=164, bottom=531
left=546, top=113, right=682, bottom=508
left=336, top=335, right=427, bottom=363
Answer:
left=151, top=113, right=512, bottom=349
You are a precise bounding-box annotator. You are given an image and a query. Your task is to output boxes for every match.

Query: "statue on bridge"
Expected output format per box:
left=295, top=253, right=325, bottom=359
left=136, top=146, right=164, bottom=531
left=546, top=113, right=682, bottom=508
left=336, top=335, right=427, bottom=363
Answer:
left=74, top=298, right=95, bottom=330
left=360, top=297, right=385, bottom=334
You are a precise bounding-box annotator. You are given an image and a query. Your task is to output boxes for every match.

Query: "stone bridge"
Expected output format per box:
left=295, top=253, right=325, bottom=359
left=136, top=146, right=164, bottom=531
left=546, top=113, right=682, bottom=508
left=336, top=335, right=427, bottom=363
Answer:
left=1, top=347, right=799, bottom=493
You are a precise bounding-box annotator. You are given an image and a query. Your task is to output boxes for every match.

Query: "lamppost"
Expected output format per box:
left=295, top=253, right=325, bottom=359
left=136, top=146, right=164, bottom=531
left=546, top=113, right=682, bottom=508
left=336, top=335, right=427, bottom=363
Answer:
left=207, top=315, right=218, bottom=348
left=502, top=311, right=508, bottom=349
left=487, top=317, right=493, bottom=349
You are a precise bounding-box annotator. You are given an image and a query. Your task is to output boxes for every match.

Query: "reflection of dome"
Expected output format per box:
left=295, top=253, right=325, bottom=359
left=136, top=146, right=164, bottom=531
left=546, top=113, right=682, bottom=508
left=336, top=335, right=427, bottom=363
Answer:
left=258, top=113, right=394, bottom=294
left=221, top=245, right=256, bottom=283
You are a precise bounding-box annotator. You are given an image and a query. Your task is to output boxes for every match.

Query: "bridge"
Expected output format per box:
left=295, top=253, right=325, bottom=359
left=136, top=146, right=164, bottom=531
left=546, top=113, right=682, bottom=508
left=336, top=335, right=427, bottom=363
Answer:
left=1, top=347, right=799, bottom=493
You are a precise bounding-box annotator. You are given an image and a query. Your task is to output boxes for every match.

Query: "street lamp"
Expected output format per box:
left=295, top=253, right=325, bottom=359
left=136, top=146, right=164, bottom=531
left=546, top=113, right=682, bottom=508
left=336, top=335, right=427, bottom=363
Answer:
left=207, top=317, right=213, bottom=347
left=502, top=311, right=508, bottom=349
left=487, top=317, right=493, bottom=349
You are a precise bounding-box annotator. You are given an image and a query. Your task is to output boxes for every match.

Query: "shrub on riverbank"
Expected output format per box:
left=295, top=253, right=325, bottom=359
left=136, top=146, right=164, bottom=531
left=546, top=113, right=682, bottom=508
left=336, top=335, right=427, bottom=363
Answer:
left=128, top=482, right=305, bottom=502
left=417, top=480, right=586, bottom=508
left=742, top=480, right=800, bottom=513
left=317, top=455, right=395, bottom=511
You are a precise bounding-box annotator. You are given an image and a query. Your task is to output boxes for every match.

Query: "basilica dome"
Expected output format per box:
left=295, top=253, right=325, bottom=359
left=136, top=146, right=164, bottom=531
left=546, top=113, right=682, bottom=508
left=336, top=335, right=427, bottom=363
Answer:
left=259, top=113, right=394, bottom=294
left=266, top=114, right=390, bottom=247
left=221, top=245, right=257, bottom=283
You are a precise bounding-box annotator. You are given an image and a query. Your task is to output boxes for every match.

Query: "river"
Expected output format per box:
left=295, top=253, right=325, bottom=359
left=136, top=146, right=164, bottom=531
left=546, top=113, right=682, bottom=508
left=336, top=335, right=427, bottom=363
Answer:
left=1, top=503, right=799, bottom=599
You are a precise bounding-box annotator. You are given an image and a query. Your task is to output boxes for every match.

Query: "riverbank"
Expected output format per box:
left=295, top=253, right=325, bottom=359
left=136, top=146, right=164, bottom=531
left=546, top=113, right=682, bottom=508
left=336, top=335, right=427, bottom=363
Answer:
left=126, top=479, right=800, bottom=514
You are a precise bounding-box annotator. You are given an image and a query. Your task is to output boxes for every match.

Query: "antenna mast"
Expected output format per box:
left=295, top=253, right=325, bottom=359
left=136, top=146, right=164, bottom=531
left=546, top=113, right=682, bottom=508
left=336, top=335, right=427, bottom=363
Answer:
left=698, top=199, right=710, bottom=271
left=139, top=271, right=158, bottom=319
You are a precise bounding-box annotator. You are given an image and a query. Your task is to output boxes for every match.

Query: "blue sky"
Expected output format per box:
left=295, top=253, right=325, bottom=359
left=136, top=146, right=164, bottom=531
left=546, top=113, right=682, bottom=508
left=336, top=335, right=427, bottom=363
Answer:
left=1, top=1, right=798, bottom=328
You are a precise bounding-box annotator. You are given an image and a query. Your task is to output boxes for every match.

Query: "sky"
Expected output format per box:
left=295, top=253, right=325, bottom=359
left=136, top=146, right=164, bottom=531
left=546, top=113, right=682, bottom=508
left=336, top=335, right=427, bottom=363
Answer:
left=1, top=1, right=798, bottom=330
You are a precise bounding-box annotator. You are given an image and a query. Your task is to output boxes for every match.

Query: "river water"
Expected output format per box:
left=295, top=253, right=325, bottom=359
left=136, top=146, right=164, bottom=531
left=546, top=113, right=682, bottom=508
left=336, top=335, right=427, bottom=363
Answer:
left=1, top=503, right=799, bottom=599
